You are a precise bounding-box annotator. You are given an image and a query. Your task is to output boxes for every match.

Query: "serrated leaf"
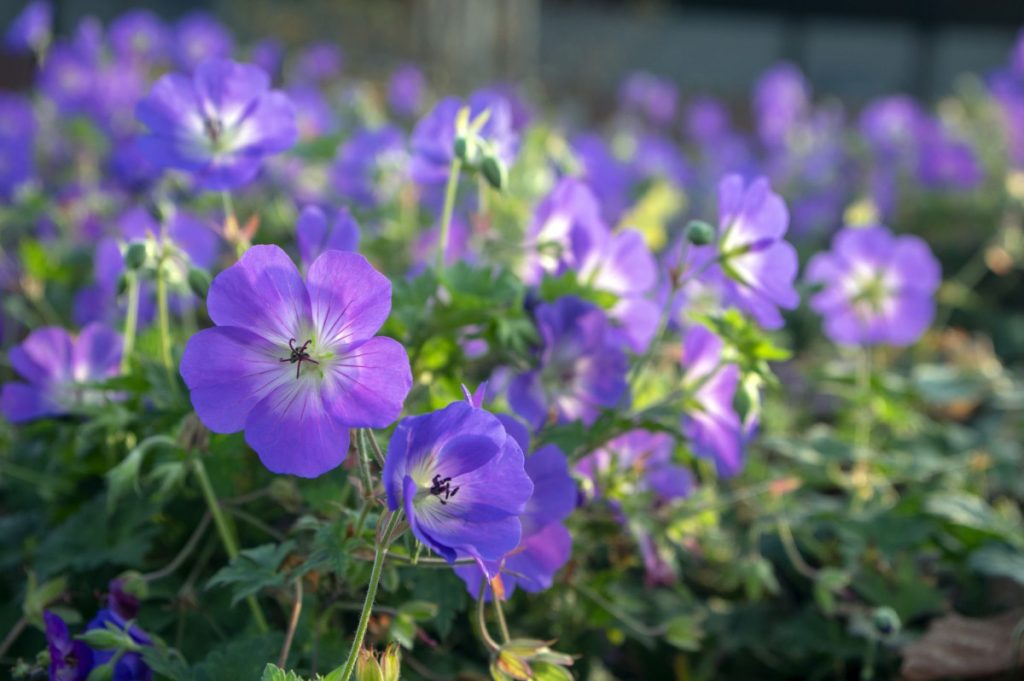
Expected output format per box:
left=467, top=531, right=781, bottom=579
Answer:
left=207, top=541, right=296, bottom=606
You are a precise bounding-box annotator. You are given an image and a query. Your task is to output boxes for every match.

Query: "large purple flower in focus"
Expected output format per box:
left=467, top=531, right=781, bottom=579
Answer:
left=806, top=225, right=941, bottom=346
left=383, top=400, right=534, bottom=562
left=135, top=58, right=297, bottom=190
left=681, top=325, right=745, bottom=477
left=180, top=245, right=412, bottom=477
left=509, top=296, right=628, bottom=429
left=711, top=174, right=800, bottom=329
left=1, top=324, right=122, bottom=423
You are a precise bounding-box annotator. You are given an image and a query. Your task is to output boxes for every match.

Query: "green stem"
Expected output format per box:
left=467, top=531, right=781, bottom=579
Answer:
left=120, top=272, right=140, bottom=374
left=338, top=511, right=403, bottom=681
left=855, top=347, right=872, bottom=455
left=155, top=251, right=176, bottom=386
left=476, top=582, right=500, bottom=651
left=436, top=157, right=463, bottom=272
left=190, top=453, right=269, bottom=633
left=492, top=594, right=511, bottom=643
left=355, top=430, right=375, bottom=499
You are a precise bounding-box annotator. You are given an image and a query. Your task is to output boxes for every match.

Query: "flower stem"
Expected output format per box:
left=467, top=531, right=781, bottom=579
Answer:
left=476, top=582, right=500, bottom=652
left=189, top=452, right=269, bottom=633
left=338, top=511, right=403, bottom=681
left=120, top=271, right=140, bottom=374
left=492, top=593, right=511, bottom=643
left=855, top=346, right=873, bottom=454
left=155, top=250, right=176, bottom=387
left=436, top=157, right=463, bottom=273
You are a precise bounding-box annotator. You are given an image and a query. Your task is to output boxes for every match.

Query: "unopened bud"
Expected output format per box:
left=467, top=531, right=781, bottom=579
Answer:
left=187, top=267, right=211, bottom=299
left=355, top=648, right=384, bottom=681
left=481, top=154, right=507, bottom=191
left=380, top=644, right=401, bottom=681
left=685, top=220, right=715, bottom=246
left=453, top=135, right=469, bottom=163
left=872, top=606, right=900, bottom=638
left=124, top=242, right=148, bottom=270
left=116, top=273, right=129, bottom=297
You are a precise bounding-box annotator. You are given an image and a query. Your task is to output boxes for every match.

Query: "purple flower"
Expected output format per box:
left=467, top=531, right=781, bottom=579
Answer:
left=631, top=133, right=692, bottom=189
left=806, top=225, right=941, bottom=346
left=685, top=96, right=732, bottom=143
left=577, top=430, right=693, bottom=504
left=136, top=58, right=298, bottom=191
left=710, top=174, right=799, bottom=329
left=108, top=9, right=168, bottom=65
left=383, top=400, right=533, bottom=562
left=295, top=205, right=359, bottom=271
left=39, top=43, right=97, bottom=116
left=180, top=244, right=411, bottom=477
left=173, top=12, right=233, bottom=72
left=289, top=86, right=337, bottom=141
left=1, top=324, right=122, bottom=423
left=508, top=296, right=628, bottom=429
left=0, top=93, right=35, bottom=199
left=456, top=441, right=575, bottom=599
left=858, top=96, right=925, bottom=161
left=754, top=63, right=810, bottom=148
left=619, top=71, right=678, bottom=128
left=570, top=134, right=637, bottom=224
left=409, top=93, right=518, bottom=187
left=388, top=64, right=425, bottom=117
left=250, top=38, right=284, bottom=81
left=916, top=124, right=983, bottom=190
left=331, top=125, right=407, bottom=209
left=5, top=0, right=51, bottom=53
left=86, top=606, right=152, bottom=681
left=681, top=325, right=745, bottom=477
left=524, top=178, right=608, bottom=283
left=44, top=611, right=93, bottom=681
left=291, top=42, right=344, bottom=85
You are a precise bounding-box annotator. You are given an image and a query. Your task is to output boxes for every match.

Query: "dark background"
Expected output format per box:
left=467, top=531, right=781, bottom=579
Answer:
left=3, top=0, right=1024, bottom=104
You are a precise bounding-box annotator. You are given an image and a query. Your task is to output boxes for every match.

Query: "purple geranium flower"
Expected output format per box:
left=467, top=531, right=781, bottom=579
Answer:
left=0, top=93, right=35, bottom=199
left=5, top=0, right=51, bottom=53
left=681, top=325, right=745, bottom=477
left=291, top=42, right=344, bottom=85
left=524, top=178, right=608, bottom=283
left=388, top=64, right=425, bottom=118
left=173, top=12, right=233, bottom=72
left=250, top=38, right=284, bottom=81
left=858, top=96, right=925, bottom=161
left=44, top=611, right=93, bottom=681
left=508, top=296, right=628, bottom=429
left=383, top=400, right=534, bottom=562
left=135, top=58, right=297, bottom=190
left=39, top=41, right=97, bottom=116
left=85, top=581, right=153, bottom=681
left=295, top=205, right=359, bottom=271
left=331, top=125, right=407, bottom=209
left=754, top=62, right=810, bottom=149
left=180, top=244, right=411, bottom=477
left=1, top=324, right=122, bottom=423
left=570, top=133, right=637, bottom=224
left=289, top=86, right=337, bottom=141
left=456, top=441, right=575, bottom=600
left=806, top=225, right=941, bottom=346
left=577, top=430, right=694, bottom=504
left=710, top=174, right=800, bottom=329
left=619, top=71, right=678, bottom=128
left=109, top=9, right=168, bottom=65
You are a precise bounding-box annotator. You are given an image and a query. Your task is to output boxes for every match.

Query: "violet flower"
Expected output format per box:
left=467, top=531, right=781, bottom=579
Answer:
left=576, top=430, right=693, bottom=504
left=806, top=225, right=941, bottom=346
left=383, top=400, right=534, bottom=562
left=681, top=325, right=745, bottom=477
left=5, top=0, right=51, bottom=53
left=295, top=205, right=359, bottom=271
left=754, top=62, right=810, bottom=149
left=331, top=125, right=407, bottom=209
left=710, top=174, right=800, bottom=329
left=173, top=12, right=233, bottom=72
left=108, top=9, right=168, bottom=65
left=388, top=64, right=425, bottom=118
left=44, top=611, right=93, bottom=681
left=0, top=93, right=35, bottom=199
left=619, top=71, right=678, bottom=128
left=1, top=324, right=122, bottom=423
left=508, top=296, right=628, bottom=429
left=135, top=58, right=298, bottom=191
left=291, top=42, right=344, bottom=85
left=180, top=244, right=411, bottom=477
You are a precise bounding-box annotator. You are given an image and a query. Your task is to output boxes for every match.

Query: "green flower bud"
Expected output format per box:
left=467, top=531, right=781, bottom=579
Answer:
left=124, top=242, right=148, bottom=271
left=481, top=154, right=507, bottom=191
left=380, top=643, right=401, bottom=681
left=116, top=273, right=129, bottom=297
left=685, top=220, right=715, bottom=246
left=453, top=135, right=469, bottom=163
left=187, top=267, right=211, bottom=299
left=355, top=648, right=384, bottom=681
left=872, top=606, right=900, bottom=638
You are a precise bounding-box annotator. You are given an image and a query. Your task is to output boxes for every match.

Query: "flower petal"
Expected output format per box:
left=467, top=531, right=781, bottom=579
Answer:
left=306, top=250, right=392, bottom=349
left=322, top=336, right=411, bottom=428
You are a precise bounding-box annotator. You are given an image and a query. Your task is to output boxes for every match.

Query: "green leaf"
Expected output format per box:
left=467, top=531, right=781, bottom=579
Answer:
left=664, top=612, right=706, bottom=651
left=397, top=600, right=439, bottom=621
left=192, top=633, right=283, bottom=681
left=968, top=544, right=1024, bottom=585
left=207, top=541, right=296, bottom=605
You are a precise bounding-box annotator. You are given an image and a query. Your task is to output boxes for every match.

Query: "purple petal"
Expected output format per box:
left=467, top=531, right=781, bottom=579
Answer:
left=207, top=245, right=311, bottom=346
left=522, top=444, right=576, bottom=534
left=306, top=251, right=392, bottom=349
left=72, top=323, right=122, bottom=382
left=10, top=326, right=73, bottom=385
left=1, top=382, right=57, bottom=422
left=322, top=336, right=411, bottom=428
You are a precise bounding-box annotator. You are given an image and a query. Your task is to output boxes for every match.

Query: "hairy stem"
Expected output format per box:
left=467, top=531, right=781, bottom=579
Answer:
left=190, top=452, right=269, bottom=633
left=476, top=582, right=500, bottom=652
left=338, top=511, right=403, bottom=681
left=278, top=579, right=303, bottom=667
left=493, top=592, right=511, bottom=643
left=120, top=271, right=140, bottom=374
left=436, top=157, right=463, bottom=272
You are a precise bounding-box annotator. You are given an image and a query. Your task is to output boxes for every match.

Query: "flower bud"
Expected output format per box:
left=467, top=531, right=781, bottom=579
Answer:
left=871, top=606, right=900, bottom=638
left=187, top=267, right=211, bottom=299
left=380, top=643, right=401, bottom=681
left=481, top=154, right=507, bottom=192
left=453, top=135, right=469, bottom=163
left=355, top=648, right=384, bottom=681
left=685, top=220, right=715, bottom=246
left=124, top=241, right=148, bottom=271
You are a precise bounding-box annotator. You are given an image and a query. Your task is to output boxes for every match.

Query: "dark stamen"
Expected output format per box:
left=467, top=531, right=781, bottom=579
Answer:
left=429, top=474, right=459, bottom=505
left=280, top=338, right=318, bottom=379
